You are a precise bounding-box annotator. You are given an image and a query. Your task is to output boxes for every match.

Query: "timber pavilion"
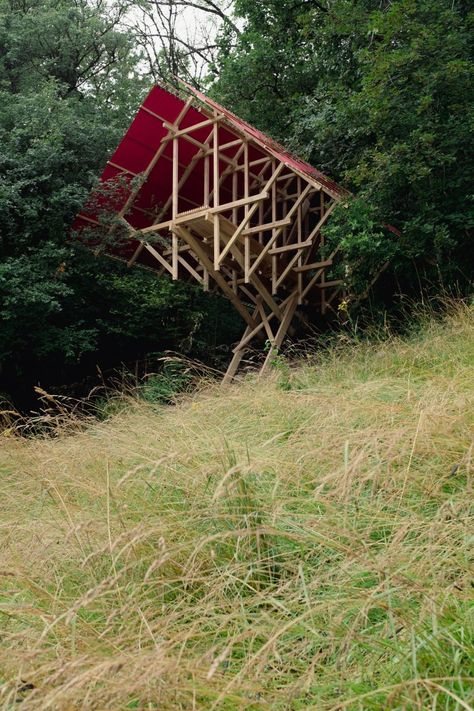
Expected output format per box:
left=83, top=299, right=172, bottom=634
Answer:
left=75, top=81, right=354, bottom=381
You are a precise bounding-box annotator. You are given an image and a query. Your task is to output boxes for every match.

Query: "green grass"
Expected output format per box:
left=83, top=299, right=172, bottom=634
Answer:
left=0, top=304, right=473, bottom=709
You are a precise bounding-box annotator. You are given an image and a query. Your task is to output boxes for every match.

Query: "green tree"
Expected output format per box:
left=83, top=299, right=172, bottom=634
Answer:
left=212, top=0, right=474, bottom=295
left=0, top=0, right=239, bottom=408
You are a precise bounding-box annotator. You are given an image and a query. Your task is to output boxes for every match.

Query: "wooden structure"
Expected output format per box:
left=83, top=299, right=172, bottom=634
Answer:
left=75, top=81, right=352, bottom=382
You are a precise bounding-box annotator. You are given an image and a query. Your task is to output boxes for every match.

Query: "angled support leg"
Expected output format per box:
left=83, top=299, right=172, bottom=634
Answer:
left=223, top=301, right=262, bottom=384
left=223, top=292, right=298, bottom=384
left=259, top=292, right=299, bottom=377
left=222, top=346, right=248, bottom=385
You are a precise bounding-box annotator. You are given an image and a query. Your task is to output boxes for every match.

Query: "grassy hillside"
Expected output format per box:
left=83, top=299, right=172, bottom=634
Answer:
left=0, top=306, right=473, bottom=710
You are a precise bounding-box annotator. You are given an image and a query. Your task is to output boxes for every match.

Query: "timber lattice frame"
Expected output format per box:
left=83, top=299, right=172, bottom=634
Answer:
left=75, top=82, right=349, bottom=382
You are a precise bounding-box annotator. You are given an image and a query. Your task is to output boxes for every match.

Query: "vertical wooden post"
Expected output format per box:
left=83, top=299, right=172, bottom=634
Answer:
left=213, top=122, right=220, bottom=269
left=245, top=238, right=250, bottom=282
left=297, top=176, right=303, bottom=304
left=232, top=170, right=238, bottom=225
left=204, top=155, right=210, bottom=207
left=320, top=192, right=326, bottom=314
left=232, top=165, right=238, bottom=283
left=172, top=232, right=178, bottom=280
left=171, top=137, right=179, bottom=280
left=271, top=159, right=278, bottom=295
left=172, top=137, right=179, bottom=220
left=244, top=140, right=250, bottom=282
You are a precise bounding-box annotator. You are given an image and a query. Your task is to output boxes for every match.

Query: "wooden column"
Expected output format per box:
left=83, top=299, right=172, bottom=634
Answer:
left=320, top=193, right=326, bottom=313
left=213, top=121, right=220, bottom=269
left=171, top=137, right=179, bottom=279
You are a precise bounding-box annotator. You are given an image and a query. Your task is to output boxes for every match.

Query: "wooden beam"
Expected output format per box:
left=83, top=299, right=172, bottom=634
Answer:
left=320, top=193, right=327, bottom=313
left=107, top=161, right=139, bottom=176
left=169, top=115, right=223, bottom=138
left=316, top=279, right=343, bottom=289
left=217, top=200, right=262, bottom=266
left=144, top=242, right=173, bottom=275
left=204, top=138, right=241, bottom=155
left=277, top=172, right=297, bottom=182
left=297, top=177, right=303, bottom=303
left=163, top=122, right=206, bottom=151
left=271, top=159, right=278, bottom=294
left=233, top=156, right=271, bottom=171
left=256, top=300, right=276, bottom=343
left=177, top=254, right=204, bottom=284
left=259, top=292, right=298, bottom=377
left=172, top=138, right=179, bottom=219
left=306, top=199, right=337, bottom=244
left=209, top=141, right=245, bottom=206
left=155, top=125, right=226, bottom=225
left=269, top=238, right=312, bottom=255
left=213, top=122, right=220, bottom=268
left=301, top=246, right=340, bottom=299
left=127, top=241, right=145, bottom=267
left=275, top=245, right=309, bottom=290
left=217, top=163, right=285, bottom=266
left=293, top=259, right=333, bottom=272
left=223, top=290, right=294, bottom=384
left=206, top=214, right=283, bottom=318
left=222, top=302, right=261, bottom=385
left=77, top=214, right=101, bottom=226
left=137, top=192, right=269, bottom=237
left=204, top=154, right=210, bottom=206
left=175, top=225, right=257, bottom=329
left=232, top=291, right=296, bottom=353
left=243, top=217, right=291, bottom=235
left=171, top=231, right=178, bottom=280
left=210, top=192, right=269, bottom=214
left=243, top=140, right=250, bottom=282
left=232, top=168, right=238, bottom=224
left=247, top=224, right=289, bottom=279
left=232, top=313, right=275, bottom=352
left=206, top=145, right=291, bottom=203
left=117, top=97, right=193, bottom=222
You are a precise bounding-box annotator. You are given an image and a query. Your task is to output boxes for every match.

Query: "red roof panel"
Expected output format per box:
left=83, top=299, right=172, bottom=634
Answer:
left=74, top=82, right=350, bottom=262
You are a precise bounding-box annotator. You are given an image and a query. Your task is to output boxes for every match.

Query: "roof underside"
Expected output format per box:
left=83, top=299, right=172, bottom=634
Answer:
left=74, top=83, right=348, bottom=270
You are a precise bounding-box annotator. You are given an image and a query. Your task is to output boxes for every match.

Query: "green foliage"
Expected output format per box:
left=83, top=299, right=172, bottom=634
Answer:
left=213, top=0, right=474, bottom=291
left=0, top=0, right=241, bottom=407
left=321, top=198, right=398, bottom=295
left=0, top=0, right=143, bottom=393
left=139, top=361, right=194, bottom=405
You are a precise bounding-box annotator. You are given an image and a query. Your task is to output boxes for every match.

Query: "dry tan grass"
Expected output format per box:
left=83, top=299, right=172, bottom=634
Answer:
left=0, top=304, right=473, bottom=709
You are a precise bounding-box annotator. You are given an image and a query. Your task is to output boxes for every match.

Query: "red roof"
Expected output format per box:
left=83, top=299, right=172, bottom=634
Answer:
left=74, top=82, right=350, bottom=266
left=179, top=79, right=348, bottom=200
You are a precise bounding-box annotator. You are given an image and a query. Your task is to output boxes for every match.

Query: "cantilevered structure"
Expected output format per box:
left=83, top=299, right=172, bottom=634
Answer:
left=75, top=81, right=353, bottom=382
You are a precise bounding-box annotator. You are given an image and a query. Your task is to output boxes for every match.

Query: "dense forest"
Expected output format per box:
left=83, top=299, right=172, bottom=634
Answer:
left=0, top=0, right=472, bottom=409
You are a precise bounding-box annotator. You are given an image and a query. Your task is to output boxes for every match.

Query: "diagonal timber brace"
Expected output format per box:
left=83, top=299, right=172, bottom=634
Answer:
left=222, top=292, right=299, bottom=384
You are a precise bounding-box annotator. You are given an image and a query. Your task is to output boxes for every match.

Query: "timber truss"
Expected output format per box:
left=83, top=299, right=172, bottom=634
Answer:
left=76, top=83, right=349, bottom=382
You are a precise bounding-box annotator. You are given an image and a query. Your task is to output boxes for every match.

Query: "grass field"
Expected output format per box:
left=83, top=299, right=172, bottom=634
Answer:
left=0, top=305, right=473, bottom=709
